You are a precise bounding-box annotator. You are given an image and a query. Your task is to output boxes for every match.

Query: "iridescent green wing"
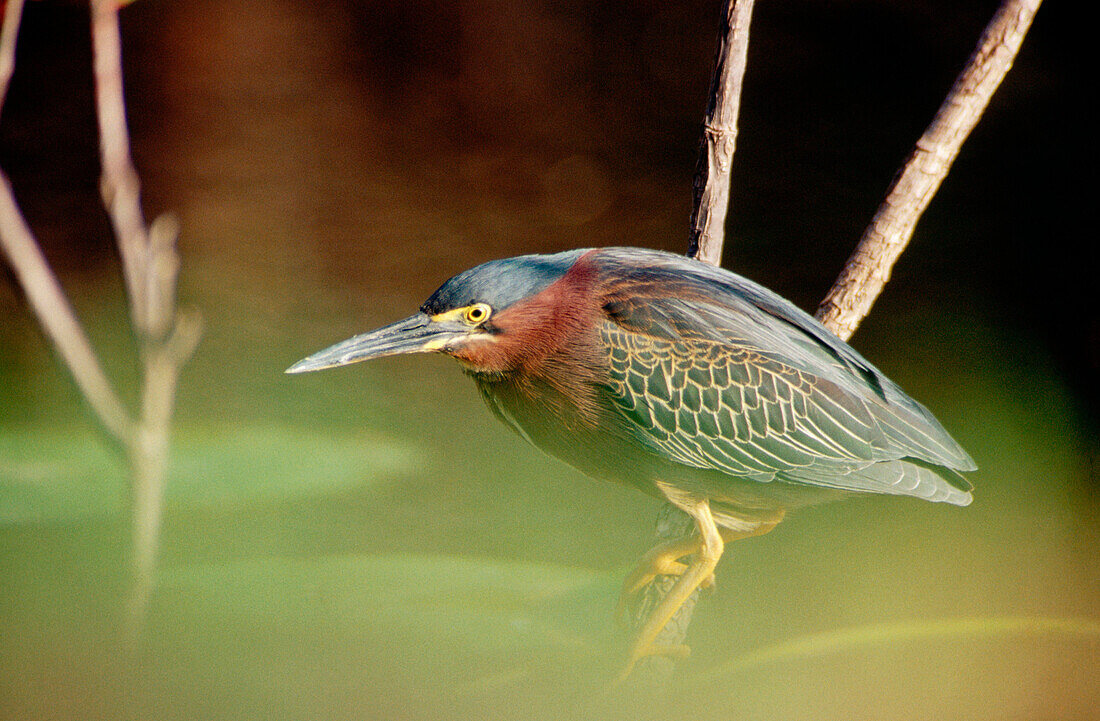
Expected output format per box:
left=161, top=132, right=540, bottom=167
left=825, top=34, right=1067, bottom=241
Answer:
left=599, top=320, right=887, bottom=481
left=594, top=251, right=976, bottom=475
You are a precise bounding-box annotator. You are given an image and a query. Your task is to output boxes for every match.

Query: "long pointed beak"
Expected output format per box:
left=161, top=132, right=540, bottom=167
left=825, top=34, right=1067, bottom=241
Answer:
left=285, top=313, right=464, bottom=373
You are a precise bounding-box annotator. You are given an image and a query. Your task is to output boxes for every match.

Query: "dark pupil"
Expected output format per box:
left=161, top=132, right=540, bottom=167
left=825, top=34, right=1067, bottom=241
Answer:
left=469, top=307, right=483, bottom=320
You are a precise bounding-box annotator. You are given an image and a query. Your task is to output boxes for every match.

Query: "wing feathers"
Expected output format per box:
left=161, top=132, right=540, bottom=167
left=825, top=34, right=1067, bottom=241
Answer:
left=590, top=249, right=974, bottom=506
left=599, top=319, right=972, bottom=506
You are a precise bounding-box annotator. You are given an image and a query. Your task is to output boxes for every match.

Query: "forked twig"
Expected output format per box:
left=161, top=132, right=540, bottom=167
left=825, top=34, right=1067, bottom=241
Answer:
left=629, top=0, right=1042, bottom=686
left=89, top=0, right=202, bottom=637
left=1, top=0, right=134, bottom=443
left=0, top=0, right=201, bottom=639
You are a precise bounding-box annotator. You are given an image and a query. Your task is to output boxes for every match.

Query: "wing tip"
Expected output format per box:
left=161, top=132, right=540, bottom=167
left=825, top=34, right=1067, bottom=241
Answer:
left=938, top=487, right=974, bottom=507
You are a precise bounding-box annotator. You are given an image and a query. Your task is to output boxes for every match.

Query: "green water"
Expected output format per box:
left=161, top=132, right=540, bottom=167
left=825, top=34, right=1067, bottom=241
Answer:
left=2, top=258, right=1097, bottom=720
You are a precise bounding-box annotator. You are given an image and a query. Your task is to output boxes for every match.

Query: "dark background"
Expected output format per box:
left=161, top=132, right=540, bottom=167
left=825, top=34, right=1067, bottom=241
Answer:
left=2, top=0, right=1094, bottom=417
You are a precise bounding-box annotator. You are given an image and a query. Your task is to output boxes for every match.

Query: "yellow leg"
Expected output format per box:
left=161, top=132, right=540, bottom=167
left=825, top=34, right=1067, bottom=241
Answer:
left=615, top=533, right=706, bottom=626
left=621, top=534, right=703, bottom=598
left=616, top=508, right=786, bottom=679
left=617, top=500, right=724, bottom=682
left=618, top=511, right=786, bottom=609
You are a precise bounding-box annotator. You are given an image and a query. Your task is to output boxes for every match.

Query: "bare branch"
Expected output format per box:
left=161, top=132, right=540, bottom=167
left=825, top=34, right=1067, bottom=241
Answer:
left=687, top=0, right=755, bottom=267
left=91, top=0, right=151, bottom=333
left=625, top=0, right=758, bottom=684
left=816, top=0, right=1043, bottom=341
left=2, top=0, right=199, bottom=642
left=0, top=0, right=133, bottom=443
left=633, top=0, right=1043, bottom=687
left=89, top=0, right=202, bottom=638
left=0, top=0, right=26, bottom=111
left=0, top=176, right=134, bottom=442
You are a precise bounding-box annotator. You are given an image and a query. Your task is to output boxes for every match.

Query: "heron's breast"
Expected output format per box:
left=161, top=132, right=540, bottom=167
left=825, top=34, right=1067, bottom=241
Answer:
left=473, top=373, right=650, bottom=484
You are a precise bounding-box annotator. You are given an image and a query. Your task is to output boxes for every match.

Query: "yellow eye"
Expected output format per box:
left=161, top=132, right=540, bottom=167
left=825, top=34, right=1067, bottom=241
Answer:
left=463, top=303, right=492, bottom=325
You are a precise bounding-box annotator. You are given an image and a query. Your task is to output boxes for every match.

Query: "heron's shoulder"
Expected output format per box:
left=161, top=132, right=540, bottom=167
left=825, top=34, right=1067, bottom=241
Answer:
left=589, top=247, right=839, bottom=351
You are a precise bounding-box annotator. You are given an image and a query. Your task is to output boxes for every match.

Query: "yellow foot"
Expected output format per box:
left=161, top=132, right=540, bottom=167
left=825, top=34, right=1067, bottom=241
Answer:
left=613, top=508, right=787, bottom=682
left=615, top=536, right=715, bottom=625
left=623, top=554, right=689, bottom=598
left=614, top=499, right=731, bottom=684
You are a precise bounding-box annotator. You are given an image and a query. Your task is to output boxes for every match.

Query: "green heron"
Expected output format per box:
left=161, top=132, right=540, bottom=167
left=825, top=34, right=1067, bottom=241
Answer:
left=288, top=247, right=974, bottom=674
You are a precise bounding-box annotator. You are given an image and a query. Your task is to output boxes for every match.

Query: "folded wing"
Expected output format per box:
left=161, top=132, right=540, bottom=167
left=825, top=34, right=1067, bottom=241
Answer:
left=595, top=249, right=974, bottom=506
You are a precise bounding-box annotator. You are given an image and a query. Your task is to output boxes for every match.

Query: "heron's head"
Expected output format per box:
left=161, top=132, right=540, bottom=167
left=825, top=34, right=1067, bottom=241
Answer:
left=286, top=249, right=593, bottom=376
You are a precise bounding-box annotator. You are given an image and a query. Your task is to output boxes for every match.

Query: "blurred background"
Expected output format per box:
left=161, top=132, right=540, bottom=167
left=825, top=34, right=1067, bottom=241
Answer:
left=1, top=0, right=1096, bottom=719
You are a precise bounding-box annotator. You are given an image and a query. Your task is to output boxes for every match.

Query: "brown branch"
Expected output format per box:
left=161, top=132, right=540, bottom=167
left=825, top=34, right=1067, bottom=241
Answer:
left=89, top=0, right=201, bottom=637
left=629, top=0, right=1042, bottom=688
left=2, top=0, right=200, bottom=640
left=687, top=0, right=755, bottom=267
left=0, top=0, right=134, bottom=443
left=816, top=0, right=1043, bottom=341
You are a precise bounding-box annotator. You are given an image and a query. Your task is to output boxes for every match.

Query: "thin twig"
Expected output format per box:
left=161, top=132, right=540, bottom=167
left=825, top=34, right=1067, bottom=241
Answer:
left=687, top=0, right=755, bottom=268
left=816, top=0, right=1043, bottom=341
left=0, top=179, right=135, bottom=442
left=91, top=0, right=150, bottom=333
left=1, top=0, right=199, bottom=641
left=0, top=0, right=134, bottom=443
left=89, top=0, right=201, bottom=638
